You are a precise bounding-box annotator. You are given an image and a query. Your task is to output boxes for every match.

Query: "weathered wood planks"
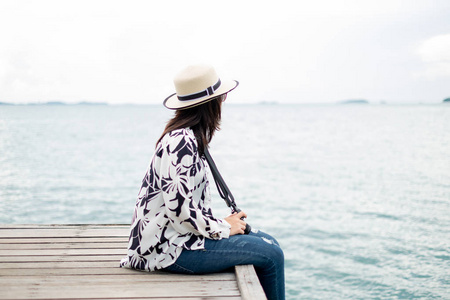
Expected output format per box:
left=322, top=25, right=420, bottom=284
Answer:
left=236, top=265, right=268, bottom=300
left=0, top=224, right=266, bottom=300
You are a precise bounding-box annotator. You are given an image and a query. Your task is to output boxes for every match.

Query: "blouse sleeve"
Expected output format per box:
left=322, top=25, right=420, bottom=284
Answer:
left=159, top=130, right=230, bottom=240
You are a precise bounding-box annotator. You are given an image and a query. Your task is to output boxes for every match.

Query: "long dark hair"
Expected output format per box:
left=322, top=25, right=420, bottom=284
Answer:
left=156, top=96, right=223, bottom=155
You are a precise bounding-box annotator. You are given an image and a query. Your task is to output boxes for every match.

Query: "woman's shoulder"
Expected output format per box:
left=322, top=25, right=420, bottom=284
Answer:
left=160, top=128, right=198, bottom=154
left=162, top=128, right=196, bottom=143
left=168, top=128, right=195, bottom=138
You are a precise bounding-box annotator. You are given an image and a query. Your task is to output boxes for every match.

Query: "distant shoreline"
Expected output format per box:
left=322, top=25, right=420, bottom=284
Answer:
left=0, top=101, right=108, bottom=106
left=1, top=101, right=448, bottom=106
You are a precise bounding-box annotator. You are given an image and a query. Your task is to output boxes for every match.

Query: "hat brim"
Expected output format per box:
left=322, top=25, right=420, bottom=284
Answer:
left=163, top=79, right=239, bottom=110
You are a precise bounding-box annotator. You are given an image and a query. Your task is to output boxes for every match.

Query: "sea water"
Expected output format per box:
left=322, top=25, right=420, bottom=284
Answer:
left=0, top=104, right=449, bottom=299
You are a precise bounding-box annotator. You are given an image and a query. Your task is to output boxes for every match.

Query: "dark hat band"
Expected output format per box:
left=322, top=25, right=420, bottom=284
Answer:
left=177, top=79, right=222, bottom=101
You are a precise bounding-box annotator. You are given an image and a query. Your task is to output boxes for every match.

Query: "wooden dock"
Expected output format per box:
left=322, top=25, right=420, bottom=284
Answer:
left=0, top=224, right=266, bottom=300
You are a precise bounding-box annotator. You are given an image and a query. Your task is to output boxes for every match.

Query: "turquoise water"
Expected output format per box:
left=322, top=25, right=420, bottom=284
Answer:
left=0, top=104, right=449, bottom=299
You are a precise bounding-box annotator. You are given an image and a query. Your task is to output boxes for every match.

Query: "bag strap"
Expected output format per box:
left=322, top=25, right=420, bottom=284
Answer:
left=203, top=147, right=252, bottom=234
left=203, top=147, right=238, bottom=212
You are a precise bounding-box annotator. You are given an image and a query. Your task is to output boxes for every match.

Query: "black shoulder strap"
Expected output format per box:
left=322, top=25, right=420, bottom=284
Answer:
left=204, top=147, right=252, bottom=234
left=203, top=147, right=238, bottom=212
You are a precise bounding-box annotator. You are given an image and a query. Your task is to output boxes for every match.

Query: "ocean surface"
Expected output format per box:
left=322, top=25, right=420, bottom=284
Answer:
left=0, top=104, right=449, bottom=299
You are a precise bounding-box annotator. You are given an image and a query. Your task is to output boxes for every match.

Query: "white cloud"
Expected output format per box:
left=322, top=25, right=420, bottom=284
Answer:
left=416, top=34, right=450, bottom=79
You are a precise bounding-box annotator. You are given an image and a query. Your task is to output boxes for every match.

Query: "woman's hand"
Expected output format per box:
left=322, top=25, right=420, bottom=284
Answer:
left=224, top=211, right=248, bottom=236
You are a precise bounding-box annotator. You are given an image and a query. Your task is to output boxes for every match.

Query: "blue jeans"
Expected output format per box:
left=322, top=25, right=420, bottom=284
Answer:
left=164, top=229, right=285, bottom=300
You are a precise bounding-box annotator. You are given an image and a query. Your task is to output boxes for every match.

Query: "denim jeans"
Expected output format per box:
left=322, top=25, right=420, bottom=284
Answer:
left=164, top=229, right=285, bottom=300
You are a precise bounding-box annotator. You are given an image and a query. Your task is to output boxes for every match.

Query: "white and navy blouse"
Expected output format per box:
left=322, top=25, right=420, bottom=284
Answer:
left=120, top=128, right=231, bottom=271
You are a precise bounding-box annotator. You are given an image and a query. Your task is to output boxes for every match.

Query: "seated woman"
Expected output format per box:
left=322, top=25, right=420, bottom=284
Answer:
left=120, top=64, right=285, bottom=300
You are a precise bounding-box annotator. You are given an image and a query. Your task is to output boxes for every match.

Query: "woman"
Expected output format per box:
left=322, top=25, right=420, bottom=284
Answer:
left=120, top=64, right=285, bottom=300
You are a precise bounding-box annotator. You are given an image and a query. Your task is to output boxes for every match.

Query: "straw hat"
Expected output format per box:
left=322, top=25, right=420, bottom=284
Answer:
left=163, top=64, right=239, bottom=110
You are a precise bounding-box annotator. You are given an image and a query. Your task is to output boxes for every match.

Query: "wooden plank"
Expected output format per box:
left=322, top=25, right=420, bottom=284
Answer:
left=235, top=265, right=267, bottom=300
left=0, top=224, right=128, bottom=229
left=0, top=248, right=127, bottom=256
left=1, top=295, right=240, bottom=300
left=0, top=267, right=140, bottom=276
left=21, top=298, right=242, bottom=300
left=100, top=298, right=241, bottom=300
left=0, top=274, right=236, bottom=285
left=0, top=224, right=129, bottom=231
left=0, top=255, right=123, bottom=262
left=1, top=280, right=240, bottom=299
left=0, top=242, right=127, bottom=249
left=0, top=228, right=129, bottom=238
left=0, top=237, right=127, bottom=244
left=0, top=267, right=236, bottom=279
left=0, top=261, right=118, bottom=269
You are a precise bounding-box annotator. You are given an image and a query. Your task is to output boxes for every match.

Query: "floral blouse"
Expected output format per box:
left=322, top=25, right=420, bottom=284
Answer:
left=120, top=128, right=231, bottom=271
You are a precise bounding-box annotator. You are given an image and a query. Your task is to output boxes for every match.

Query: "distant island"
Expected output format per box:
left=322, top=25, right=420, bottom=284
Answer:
left=338, top=99, right=369, bottom=104
left=0, top=101, right=108, bottom=106
left=258, top=101, right=279, bottom=105
left=443, top=98, right=450, bottom=103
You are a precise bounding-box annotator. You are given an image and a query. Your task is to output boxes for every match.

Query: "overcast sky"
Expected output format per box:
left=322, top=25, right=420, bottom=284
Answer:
left=1, top=0, right=449, bottom=105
